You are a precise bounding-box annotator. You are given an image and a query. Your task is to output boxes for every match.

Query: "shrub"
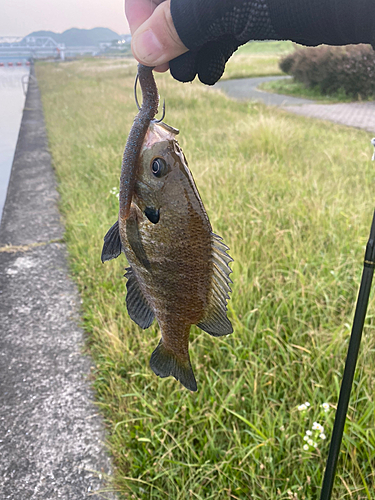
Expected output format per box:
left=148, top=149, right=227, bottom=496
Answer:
left=279, top=52, right=296, bottom=75
left=279, top=44, right=375, bottom=99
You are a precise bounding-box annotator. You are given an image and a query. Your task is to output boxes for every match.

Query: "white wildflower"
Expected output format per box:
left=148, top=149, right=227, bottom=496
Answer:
left=306, top=430, right=312, bottom=436
left=303, top=444, right=309, bottom=451
left=298, top=404, right=308, bottom=411
left=312, top=422, right=323, bottom=431
left=110, top=187, right=119, bottom=199
left=308, top=439, right=314, bottom=446
left=305, top=402, right=311, bottom=407
left=321, top=403, right=330, bottom=412
left=320, top=433, right=327, bottom=440
left=313, top=442, right=318, bottom=448
left=304, top=435, right=309, bottom=441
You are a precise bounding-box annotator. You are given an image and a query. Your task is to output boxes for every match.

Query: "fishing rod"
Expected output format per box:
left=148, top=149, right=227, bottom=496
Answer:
left=319, top=142, right=375, bottom=499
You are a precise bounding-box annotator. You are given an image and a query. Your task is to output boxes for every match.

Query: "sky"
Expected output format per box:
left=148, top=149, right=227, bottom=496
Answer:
left=1, top=0, right=130, bottom=37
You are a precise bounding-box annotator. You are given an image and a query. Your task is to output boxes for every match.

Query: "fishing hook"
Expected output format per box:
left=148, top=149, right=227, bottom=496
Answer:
left=134, top=73, right=141, bottom=111
left=153, top=99, right=166, bottom=123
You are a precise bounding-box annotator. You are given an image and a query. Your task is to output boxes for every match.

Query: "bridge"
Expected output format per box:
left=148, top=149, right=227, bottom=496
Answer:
left=0, top=36, right=66, bottom=60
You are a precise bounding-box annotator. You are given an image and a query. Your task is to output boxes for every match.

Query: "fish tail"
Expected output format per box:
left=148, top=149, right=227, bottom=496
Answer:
left=150, top=340, right=197, bottom=392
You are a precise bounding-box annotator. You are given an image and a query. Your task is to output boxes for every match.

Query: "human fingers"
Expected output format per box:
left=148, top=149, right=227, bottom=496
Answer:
left=131, top=0, right=188, bottom=67
left=125, top=0, right=164, bottom=35
left=169, top=37, right=238, bottom=85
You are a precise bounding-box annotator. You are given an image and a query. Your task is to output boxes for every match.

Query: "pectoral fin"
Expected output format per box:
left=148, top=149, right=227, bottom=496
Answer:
left=197, top=233, right=233, bottom=337
left=101, top=220, right=122, bottom=263
left=126, top=210, right=151, bottom=271
left=150, top=340, right=197, bottom=392
left=125, top=267, right=154, bottom=329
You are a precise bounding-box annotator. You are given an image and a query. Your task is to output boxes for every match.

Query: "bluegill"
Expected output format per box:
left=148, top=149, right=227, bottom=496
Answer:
left=102, top=65, right=233, bottom=391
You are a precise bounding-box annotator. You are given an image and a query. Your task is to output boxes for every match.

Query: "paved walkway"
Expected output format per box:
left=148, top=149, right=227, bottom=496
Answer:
left=215, top=76, right=314, bottom=106
left=215, top=76, right=375, bottom=134
left=0, top=67, right=115, bottom=499
left=285, top=101, right=375, bottom=134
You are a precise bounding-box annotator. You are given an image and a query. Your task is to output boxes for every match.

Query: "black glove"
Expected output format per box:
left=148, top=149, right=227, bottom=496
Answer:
left=169, top=0, right=280, bottom=85
left=169, top=0, right=375, bottom=86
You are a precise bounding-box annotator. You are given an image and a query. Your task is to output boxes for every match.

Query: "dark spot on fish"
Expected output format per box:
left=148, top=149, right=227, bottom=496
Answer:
left=145, top=207, right=160, bottom=224
left=151, top=158, right=168, bottom=178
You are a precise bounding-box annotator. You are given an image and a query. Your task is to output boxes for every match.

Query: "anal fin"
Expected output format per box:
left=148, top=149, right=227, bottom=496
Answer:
left=101, top=220, right=122, bottom=263
left=150, top=340, right=197, bottom=392
left=125, top=267, right=154, bottom=329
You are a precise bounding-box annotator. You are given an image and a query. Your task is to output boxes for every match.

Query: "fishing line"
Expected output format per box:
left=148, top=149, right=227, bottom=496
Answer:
left=319, top=141, right=375, bottom=499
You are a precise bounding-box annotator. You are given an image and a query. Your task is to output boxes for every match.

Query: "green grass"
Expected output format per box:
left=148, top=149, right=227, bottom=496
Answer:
left=259, top=78, right=357, bottom=103
left=37, top=58, right=375, bottom=500
left=236, top=41, right=296, bottom=55
left=222, top=41, right=295, bottom=80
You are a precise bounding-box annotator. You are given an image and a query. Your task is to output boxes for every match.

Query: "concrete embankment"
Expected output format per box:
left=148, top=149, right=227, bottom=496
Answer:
left=0, top=66, right=115, bottom=499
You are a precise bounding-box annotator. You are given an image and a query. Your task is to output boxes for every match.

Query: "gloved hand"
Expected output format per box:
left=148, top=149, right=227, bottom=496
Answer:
left=127, top=0, right=375, bottom=85
left=127, top=0, right=279, bottom=85
left=169, top=0, right=279, bottom=85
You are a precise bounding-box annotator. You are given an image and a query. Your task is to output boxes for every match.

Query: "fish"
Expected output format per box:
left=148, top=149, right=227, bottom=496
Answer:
left=101, top=64, right=233, bottom=391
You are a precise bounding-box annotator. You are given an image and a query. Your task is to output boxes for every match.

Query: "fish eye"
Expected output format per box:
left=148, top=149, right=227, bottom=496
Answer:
left=151, top=158, right=167, bottom=178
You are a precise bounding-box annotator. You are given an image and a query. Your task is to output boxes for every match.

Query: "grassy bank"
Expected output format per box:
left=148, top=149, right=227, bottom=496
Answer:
left=37, top=59, right=375, bottom=500
left=221, top=41, right=294, bottom=80
left=260, top=78, right=357, bottom=103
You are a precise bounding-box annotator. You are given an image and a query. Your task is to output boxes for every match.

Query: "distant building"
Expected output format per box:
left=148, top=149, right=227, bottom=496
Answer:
left=99, top=41, right=113, bottom=50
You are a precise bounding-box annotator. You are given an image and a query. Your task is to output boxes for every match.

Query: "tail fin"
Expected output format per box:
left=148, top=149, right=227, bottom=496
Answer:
left=150, top=340, right=197, bottom=392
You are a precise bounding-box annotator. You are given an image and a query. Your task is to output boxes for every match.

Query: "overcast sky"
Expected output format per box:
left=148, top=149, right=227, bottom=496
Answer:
left=1, top=0, right=130, bottom=37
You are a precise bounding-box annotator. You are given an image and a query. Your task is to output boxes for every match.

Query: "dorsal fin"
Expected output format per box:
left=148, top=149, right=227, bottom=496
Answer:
left=197, top=233, right=233, bottom=337
left=125, top=267, right=154, bottom=329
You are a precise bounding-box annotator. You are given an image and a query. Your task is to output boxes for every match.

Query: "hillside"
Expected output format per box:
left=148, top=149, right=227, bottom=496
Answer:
left=23, top=27, right=123, bottom=46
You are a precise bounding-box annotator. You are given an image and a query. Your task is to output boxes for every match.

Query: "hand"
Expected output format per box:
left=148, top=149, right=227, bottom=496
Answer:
left=125, top=0, right=280, bottom=85
left=125, top=0, right=237, bottom=84
left=125, top=0, right=188, bottom=73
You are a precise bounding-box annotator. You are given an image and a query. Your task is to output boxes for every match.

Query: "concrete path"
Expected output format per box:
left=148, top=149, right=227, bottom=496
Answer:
left=215, top=76, right=316, bottom=106
left=0, top=68, right=115, bottom=499
left=285, top=101, right=375, bottom=134
left=215, top=76, right=375, bottom=134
